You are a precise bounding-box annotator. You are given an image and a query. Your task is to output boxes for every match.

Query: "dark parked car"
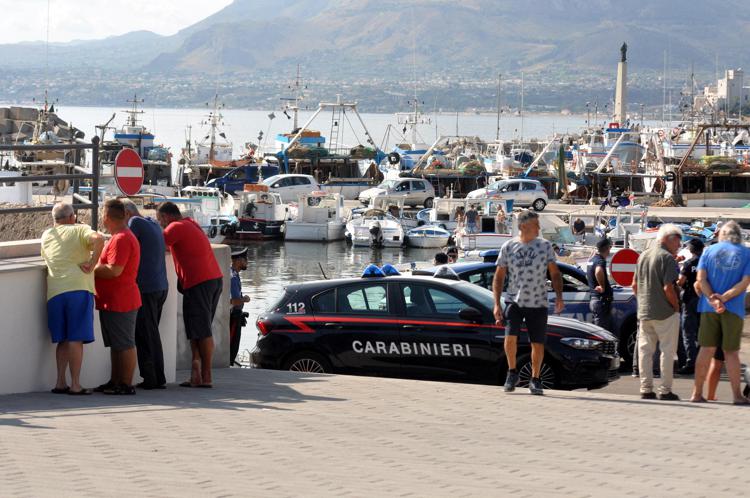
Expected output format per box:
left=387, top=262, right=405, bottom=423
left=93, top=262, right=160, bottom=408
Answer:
left=414, top=250, right=639, bottom=366
left=252, top=273, right=620, bottom=390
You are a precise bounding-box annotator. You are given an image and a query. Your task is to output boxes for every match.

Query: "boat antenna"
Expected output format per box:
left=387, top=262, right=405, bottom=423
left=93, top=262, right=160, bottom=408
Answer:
left=45, top=0, right=50, bottom=98
left=318, top=262, right=329, bottom=280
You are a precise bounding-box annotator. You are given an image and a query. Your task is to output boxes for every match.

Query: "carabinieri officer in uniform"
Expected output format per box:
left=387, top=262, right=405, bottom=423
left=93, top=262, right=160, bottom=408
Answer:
left=229, top=247, right=251, bottom=366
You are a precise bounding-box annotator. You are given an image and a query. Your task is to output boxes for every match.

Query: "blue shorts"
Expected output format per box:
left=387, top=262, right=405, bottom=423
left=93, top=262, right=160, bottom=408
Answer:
left=47, top=291, right=95, bottom=344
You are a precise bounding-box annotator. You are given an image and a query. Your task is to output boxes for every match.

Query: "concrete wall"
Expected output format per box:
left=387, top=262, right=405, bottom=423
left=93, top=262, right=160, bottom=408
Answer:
left=0, top=240, right=230, bottom=395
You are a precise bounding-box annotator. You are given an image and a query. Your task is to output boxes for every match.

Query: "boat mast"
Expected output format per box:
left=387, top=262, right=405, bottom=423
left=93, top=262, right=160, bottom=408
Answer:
left=125, top=94, right=144, bottom=128
left=495, top=73, right=502, bottom=141
left=281, top=65, right=305, bottom=132
left=520, top=71, right=525, bottom=141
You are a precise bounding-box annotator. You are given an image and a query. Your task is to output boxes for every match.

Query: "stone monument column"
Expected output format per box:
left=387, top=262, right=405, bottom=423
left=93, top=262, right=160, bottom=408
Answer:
left=614, top=42, right=628, bottom=125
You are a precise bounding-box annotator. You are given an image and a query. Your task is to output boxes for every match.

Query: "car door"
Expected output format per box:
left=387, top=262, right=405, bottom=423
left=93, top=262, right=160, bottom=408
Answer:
left=546, top=266, right=592, bottom=322
left=391, top=180, right=410, bottom=201
left=520, top=182, right=538, bottom=205
left=501, top=181, right=521, bottom=202
left=309, top=282, right=402, bottom=376
left=292, top=176, right=312, bottom=200
left=396, top=282, right=493, bottom=381
left=225, top=168, right=245, bottom=194
left=409, top=180, right=426, bottom=205
left=272, top=177, right=294, bottom=202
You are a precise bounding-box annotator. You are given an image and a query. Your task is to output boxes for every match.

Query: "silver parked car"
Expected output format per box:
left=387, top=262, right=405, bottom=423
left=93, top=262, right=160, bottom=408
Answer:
left=358, top=178, right=436, bottom=208
left=466, top=178, right=548, bottom=211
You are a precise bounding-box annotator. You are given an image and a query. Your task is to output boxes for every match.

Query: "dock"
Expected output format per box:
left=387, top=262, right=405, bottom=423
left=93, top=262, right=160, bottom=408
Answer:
left=1, top=366, right=748, bottom=497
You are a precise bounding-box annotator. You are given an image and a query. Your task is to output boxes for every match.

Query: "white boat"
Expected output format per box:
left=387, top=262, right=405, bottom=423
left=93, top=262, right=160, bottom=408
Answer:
left=285, top=192, right=346, bottom=242
left=345, top=208, right=404, bottom=248
left=406, top=225, right=451, bottom=248
left=180, top=186, right=237, bottom=243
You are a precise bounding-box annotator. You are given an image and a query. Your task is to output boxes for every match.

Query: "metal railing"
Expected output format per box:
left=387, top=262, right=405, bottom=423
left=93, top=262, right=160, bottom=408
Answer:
left=0, top=136, right=100, bottom=228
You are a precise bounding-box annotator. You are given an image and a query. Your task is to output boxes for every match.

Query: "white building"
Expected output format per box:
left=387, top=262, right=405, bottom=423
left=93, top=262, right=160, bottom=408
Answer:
left=696, top=68, right=750, bottom=114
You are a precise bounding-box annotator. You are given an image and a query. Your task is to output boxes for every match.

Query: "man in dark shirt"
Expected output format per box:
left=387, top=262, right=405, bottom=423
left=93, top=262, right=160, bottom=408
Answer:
left=587, top=238, right=613, bottom=332
left=465, top=205, right=478, bottom=234
left=122, top=199, right=169, bottom=389
left=573, top=218, right=586, bottom=242
left=677, top=238, right=703, bottom=374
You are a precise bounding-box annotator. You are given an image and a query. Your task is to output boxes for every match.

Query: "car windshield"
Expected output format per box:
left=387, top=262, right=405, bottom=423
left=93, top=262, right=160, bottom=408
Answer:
left=262, top=175, right=281, bottom=186
left=452, top=281, right=496, bottom=310
left=377, top=180, right=398, bottom=189
left=488, top=181, right=507, bottom=190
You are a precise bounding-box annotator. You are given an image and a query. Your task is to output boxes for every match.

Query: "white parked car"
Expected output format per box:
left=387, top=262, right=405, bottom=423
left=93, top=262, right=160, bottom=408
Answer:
left=262, top=174, right=321, bottom=203
left=358, top=178, right=435, bottom=208
left=466, top=178, right=548, bottom=211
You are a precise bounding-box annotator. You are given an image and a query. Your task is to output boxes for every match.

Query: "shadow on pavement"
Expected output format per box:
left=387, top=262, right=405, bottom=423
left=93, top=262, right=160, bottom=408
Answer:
left=0, top=368, right=346, bottom=430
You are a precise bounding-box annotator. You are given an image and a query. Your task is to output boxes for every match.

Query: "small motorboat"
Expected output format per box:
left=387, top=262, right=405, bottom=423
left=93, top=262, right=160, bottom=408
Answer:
left=406, top=225, right=451, bottom=248
left=223, top=184, right=289, bottom=241
left=345, top=208, right=404, bottom=248
left=285, top=191, right=347, bottom=242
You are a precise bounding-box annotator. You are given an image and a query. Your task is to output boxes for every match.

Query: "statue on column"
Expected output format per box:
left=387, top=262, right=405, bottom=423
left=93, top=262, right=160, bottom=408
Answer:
left=620, top=42, right=627, bottom=63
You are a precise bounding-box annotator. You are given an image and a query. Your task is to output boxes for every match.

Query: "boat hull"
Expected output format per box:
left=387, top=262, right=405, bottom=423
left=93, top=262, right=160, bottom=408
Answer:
left=225, top=218, right=285, bottom=241
left=285, top=222, right=346, bottom=242
left=455, top=232, right=513, bottom=250
left=406, top=235, right=450, bottom=248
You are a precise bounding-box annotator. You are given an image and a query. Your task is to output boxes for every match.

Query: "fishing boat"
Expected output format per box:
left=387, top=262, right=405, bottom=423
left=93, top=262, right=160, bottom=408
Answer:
left=285, top=191, right=346, bottom=242
left=222, top=185, right=289, bottom=241
left=178, top=94, right=259, bottom=186
left=405, top=225, right=451, bottom=249
left=98, top=95, right=174, bottom=196
left=345, top=208, right=404, bottom=248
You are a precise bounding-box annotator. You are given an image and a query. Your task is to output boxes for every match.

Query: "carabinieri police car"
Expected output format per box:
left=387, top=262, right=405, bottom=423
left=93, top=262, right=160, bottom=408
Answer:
left=414, top=249, right=639, bottom=367
left=252, top=265, right=620, bottom=390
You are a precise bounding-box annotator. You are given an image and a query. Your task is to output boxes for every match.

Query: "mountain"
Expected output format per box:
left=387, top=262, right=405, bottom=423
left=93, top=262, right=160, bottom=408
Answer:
left=2, top=0, right=748, bottom=77
left=143, top=0, right=750, bottom=76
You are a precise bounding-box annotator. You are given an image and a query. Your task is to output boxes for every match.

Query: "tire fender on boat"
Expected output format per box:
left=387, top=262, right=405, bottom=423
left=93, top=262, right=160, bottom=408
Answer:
left=387, top=152, right=401, bottom=165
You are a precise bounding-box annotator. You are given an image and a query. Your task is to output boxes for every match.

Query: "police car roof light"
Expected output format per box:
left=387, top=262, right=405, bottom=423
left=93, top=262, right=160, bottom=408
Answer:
left=362, top=264, right=386, bottom=278
left=479, top=249, right=499, bottom=263
left=380, top=264, right=401, bottom=276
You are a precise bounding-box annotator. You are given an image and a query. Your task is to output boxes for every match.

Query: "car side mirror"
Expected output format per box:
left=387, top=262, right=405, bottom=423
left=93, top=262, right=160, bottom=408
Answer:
left=459, top=307, right=483, bottom=324
left=500, top=187, right=508, bottom=193
left=272, top=183, right=280, bottom=188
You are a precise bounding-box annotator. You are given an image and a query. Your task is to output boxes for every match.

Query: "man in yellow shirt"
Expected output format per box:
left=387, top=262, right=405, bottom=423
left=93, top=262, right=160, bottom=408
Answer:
left=40, top=203, right=104, bottom=395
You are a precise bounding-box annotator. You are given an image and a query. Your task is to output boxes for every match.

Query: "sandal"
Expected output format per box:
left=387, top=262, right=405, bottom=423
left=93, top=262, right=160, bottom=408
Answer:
left=732, top=397, right=750, bottom=406
left=102, top=384, right=135, bottom=395
left=68, top=388, right=92, bottom=395
left=93, top=381, right=115, bottom=393
left=51, top=387, right=70, bottom=394
left=689, top=396, right=707, bottom=403
left=179, top=381, right=195, bottom=388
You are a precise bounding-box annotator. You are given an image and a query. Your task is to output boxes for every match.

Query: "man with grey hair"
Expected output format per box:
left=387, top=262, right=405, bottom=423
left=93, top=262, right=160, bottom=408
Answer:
left=632, top=223, right=683, bottom=400
left=121, top=198, right=169, bottom=390
left=41, top=202, right=104, bottom=395
left=493, top=209, right=564, bottom=395
left=691, top=221, right=750, bottom=404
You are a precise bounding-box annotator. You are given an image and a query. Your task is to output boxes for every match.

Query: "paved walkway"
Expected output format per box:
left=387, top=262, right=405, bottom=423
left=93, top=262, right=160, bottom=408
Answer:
left=1, top=368, right=748, bottom=497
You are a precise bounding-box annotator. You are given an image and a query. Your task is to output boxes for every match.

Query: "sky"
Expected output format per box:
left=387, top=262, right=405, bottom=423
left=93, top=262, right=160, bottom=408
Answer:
left=0, top=0, right=234, bottom=44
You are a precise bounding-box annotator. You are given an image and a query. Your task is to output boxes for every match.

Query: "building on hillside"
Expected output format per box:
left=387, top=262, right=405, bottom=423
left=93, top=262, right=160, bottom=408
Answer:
left=695, top=68, right=750, bottom=114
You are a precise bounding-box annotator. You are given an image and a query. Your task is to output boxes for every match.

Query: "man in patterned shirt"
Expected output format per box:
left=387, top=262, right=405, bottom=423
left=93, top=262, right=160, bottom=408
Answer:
left=492, top=210, right=564, bottom=395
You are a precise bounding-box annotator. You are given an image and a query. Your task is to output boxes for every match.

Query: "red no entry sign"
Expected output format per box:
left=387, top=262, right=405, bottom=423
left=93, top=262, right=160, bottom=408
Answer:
left=114, top=148, right=144, bottom=196
left=610, top=248, right=639, bottom=287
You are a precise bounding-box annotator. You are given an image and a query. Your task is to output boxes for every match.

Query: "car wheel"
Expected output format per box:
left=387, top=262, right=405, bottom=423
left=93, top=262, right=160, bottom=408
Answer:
left=516, top=356, right=558, bottom=390
left=532, top=198, right=547, bottom=211
left=423, top=197, right=434, bottom=208
left=283, top=351, right=331, bottom=374
left=620, top=325, right=637, bottom=369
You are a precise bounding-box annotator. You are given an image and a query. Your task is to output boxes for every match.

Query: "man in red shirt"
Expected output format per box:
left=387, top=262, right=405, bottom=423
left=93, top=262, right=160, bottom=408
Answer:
left=94, top=199, right=142, bottom=395
left=157, top=201, right=223, bottom=387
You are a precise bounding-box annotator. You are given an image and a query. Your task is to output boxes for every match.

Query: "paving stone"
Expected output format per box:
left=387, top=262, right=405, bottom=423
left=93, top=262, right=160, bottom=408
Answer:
left=0, top=368, right=748, bottom=497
